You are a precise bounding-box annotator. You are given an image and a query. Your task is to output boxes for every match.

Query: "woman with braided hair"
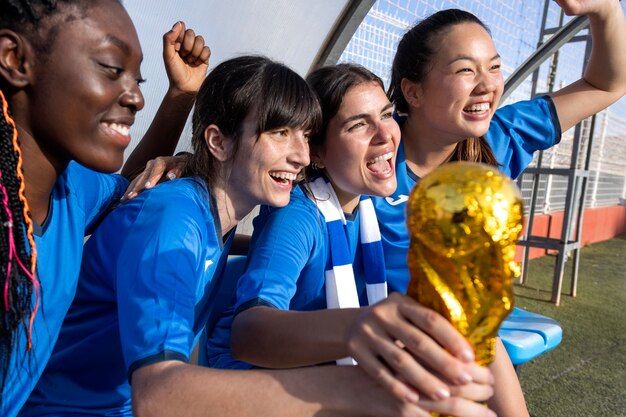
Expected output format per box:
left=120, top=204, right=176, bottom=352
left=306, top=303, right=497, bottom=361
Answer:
left=0, top=1, right=211, bottom=414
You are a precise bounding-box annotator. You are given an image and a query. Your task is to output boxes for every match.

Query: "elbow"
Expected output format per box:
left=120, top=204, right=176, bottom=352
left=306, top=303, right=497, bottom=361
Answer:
left=132, top=381, right=164, bottom=417
left=133, top=394, right=159, bottom=417
left=230, top=313, right=255, bottom=363
left=131, top=361, right=185, bottom=417
left=230, top=308, right=274, bottom=366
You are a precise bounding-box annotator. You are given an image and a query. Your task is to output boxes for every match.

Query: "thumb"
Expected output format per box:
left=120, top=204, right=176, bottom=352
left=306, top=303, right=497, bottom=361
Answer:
left=163, top=21, right=185, bottom=54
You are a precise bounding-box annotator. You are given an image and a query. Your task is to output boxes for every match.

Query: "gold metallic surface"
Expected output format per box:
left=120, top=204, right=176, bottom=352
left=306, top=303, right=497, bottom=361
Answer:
left=406, top=162, right=523, bottom=374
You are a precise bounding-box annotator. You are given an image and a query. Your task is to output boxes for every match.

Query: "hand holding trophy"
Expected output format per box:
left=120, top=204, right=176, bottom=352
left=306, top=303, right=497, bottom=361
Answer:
left=406, top=162, right=523, bottom=416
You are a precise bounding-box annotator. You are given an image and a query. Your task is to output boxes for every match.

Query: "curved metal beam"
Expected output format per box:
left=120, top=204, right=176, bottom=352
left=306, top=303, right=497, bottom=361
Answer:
left=310, top=0, right=376, bottom=73
left=502, top=15, right=589, bottom=101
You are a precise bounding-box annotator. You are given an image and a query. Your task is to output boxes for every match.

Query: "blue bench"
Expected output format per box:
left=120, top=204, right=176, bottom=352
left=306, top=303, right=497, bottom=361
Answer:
left=499, top=307, right=562, bottom=366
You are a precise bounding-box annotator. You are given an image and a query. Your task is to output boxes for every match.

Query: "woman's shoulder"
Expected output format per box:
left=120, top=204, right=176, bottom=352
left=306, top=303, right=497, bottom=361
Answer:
left=254, top=185, right=323, bottom=235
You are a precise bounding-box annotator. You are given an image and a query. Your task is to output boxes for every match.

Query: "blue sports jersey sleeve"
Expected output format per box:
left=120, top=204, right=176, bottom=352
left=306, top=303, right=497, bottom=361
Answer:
left=111, top=185, right=211, bottom=374
left=235, top=187, right=324, bottom=313
left=375, top=96, right=561, bottom=295
left=64, top=162, right=129, bottom=233
left=487, top=95, right=561, bottom=178
left=21, top=180, right=226, bottom=415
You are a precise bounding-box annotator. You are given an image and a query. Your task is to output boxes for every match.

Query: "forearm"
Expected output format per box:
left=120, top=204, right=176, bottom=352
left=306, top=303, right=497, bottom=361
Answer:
left=231, top=306, right=361, bottom=368
left=550, top=1, right=626, bottom=131
left=132, top=361, right=413, bottom=417
left=486, top=338, right=529, bottom=417
left=121, top=87, right=195, bottom=178
left=583, top=0, right=626, bottom=95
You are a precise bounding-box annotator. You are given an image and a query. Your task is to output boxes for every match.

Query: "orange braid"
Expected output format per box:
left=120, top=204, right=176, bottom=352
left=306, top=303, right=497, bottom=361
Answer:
left=0, top=90, right=39, bottom=349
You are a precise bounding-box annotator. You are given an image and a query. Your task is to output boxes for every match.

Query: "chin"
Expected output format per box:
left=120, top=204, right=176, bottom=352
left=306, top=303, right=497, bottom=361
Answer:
left=267, top=195, right=291, bottom=208
left=370, top=180, right=397, bottom=198
left=83, top=155, right=124, bottom=174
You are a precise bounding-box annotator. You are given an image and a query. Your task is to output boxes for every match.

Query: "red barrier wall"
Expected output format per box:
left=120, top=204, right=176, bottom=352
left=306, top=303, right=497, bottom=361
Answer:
left=515, top=204, right=626, bottom=261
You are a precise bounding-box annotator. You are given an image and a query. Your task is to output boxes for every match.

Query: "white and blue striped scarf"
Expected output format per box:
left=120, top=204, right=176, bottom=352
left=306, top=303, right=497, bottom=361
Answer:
left=308, top=176, right=387, bottom=365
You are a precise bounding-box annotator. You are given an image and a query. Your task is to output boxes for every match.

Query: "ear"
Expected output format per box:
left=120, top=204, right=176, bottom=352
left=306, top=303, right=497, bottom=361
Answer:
left=309, top=146, right=325, bottom=169
left=400, top=78, right=422, bottom=109
left=204, top=124, right=230, bottom=162
left=0, top=29, right=33, bottom=88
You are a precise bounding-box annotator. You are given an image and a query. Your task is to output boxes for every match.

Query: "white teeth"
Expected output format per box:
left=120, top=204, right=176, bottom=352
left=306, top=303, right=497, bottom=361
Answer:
left=269, top=172, right=297, bottom=180
left=464, top=103, right=490, bottom=112
left=105, top=123, right=130, bottom=137
left=368, top=152, right=393, bottom=164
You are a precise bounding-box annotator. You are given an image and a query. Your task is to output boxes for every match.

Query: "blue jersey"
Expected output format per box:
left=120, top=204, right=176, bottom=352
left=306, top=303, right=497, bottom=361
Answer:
left=206, top=185, right=368, bottom=369
left=2, top=162, right=127, bottom=417
left=373, top=96, right=561, bottom=293
left=21, top=178, right=232, bottom=417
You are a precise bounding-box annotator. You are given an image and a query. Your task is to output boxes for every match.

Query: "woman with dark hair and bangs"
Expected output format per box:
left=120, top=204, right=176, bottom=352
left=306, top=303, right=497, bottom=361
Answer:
left=205, top=63, right=496, bottom=417
left=0, top=0, right=210, bottom=414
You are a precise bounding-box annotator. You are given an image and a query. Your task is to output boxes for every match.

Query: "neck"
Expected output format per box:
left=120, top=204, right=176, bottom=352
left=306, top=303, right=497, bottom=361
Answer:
left=211, top=183, right=250, bottom=237
left=18, top=126, right=67, bottom=225
left=401, top=116, right=457, bottom=178
left=326, top=178, right=359, bottom=214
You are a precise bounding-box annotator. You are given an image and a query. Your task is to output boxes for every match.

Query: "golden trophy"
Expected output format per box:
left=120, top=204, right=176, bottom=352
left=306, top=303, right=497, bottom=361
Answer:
left=406, top=162, right=523, bottom=415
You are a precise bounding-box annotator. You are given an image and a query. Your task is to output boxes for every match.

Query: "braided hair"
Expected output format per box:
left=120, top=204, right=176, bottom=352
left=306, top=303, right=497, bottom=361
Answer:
left=0, top=90, right=38, bottom=390
left=0, top=0, right=121, bottom=393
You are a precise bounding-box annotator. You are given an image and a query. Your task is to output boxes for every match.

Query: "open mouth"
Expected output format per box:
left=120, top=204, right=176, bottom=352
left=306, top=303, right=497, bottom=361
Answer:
left=269, top=171, right=298, bottom=186
left=103, top=122, right=131, bottom=137
left=463, top=102, right=490, bottom=114
left=366, top=151, right=394, bottom=176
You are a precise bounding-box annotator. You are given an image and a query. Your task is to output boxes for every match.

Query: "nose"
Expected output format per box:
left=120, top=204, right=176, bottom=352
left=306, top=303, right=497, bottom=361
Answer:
left=288, top=131, right=310, bottom=168
left=119, top=82, right=145, bottom=115
left=474, top=70, right=500, bottom=95
left=372, top=121, right=394, bottom=145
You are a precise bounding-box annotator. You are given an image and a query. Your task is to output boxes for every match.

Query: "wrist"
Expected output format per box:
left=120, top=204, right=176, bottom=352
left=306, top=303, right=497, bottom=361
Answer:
left=587, top=0, right=622, bottom=21
left=166, top=85, right=197, bottom=103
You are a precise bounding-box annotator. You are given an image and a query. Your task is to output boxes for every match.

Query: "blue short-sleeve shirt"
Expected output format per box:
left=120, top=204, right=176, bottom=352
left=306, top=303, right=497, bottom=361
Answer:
left=21, top=178, right=232, bottom=417
left=3, top=162, right=127, bottom=417
left=373, top=95, right=561, bottom=293
left=206, top=186, right=366, bottom=369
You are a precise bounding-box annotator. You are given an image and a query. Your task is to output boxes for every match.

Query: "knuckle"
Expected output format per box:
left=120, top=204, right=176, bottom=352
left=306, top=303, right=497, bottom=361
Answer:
left=373, top=366, right=390, bottom=385
left=404, top=334, right=426, bottom=353
left=388, top=292, right=402, bottom=301
left=420, top=309, right=440, bottom=330
left=370, top=305, right=387, bottom=322
left=387, top=349, right=408, bottom=369
left=446, top=397, right=463, bottom=414
left=346, top=338, right=360, bottom=355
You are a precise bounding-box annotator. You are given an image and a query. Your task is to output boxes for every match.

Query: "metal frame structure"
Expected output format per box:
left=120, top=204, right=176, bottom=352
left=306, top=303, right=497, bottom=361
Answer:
left=316, top=0, right=599, bottom=306
left=511, top=1, right=595, bottom=306
left=312, top=0, right=377, bottom=72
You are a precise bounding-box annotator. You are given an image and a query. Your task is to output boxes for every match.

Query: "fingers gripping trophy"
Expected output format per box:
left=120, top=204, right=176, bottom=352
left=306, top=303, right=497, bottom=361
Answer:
left=406, top=162, right=523, bottom=414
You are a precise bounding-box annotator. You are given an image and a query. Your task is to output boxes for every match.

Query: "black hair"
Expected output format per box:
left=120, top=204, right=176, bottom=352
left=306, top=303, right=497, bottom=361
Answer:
left=304, top=63, right=385, bottom=179
left=0, top=0, right=121, bottom=394
left=388, top=9, right=500, bottom=167
left=0, top=90, right=38, bottom=393
left=0, top=0, right=120, bottom=56
left=183, top=55, right=322, bottom=189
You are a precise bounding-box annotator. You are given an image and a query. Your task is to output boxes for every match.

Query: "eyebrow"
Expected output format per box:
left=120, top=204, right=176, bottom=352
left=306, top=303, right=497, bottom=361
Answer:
left=343, top=103, right=395, bottom=124
left=101, top=35, right=144, bottom=62
left=448, top=54, right=501, bottom=65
